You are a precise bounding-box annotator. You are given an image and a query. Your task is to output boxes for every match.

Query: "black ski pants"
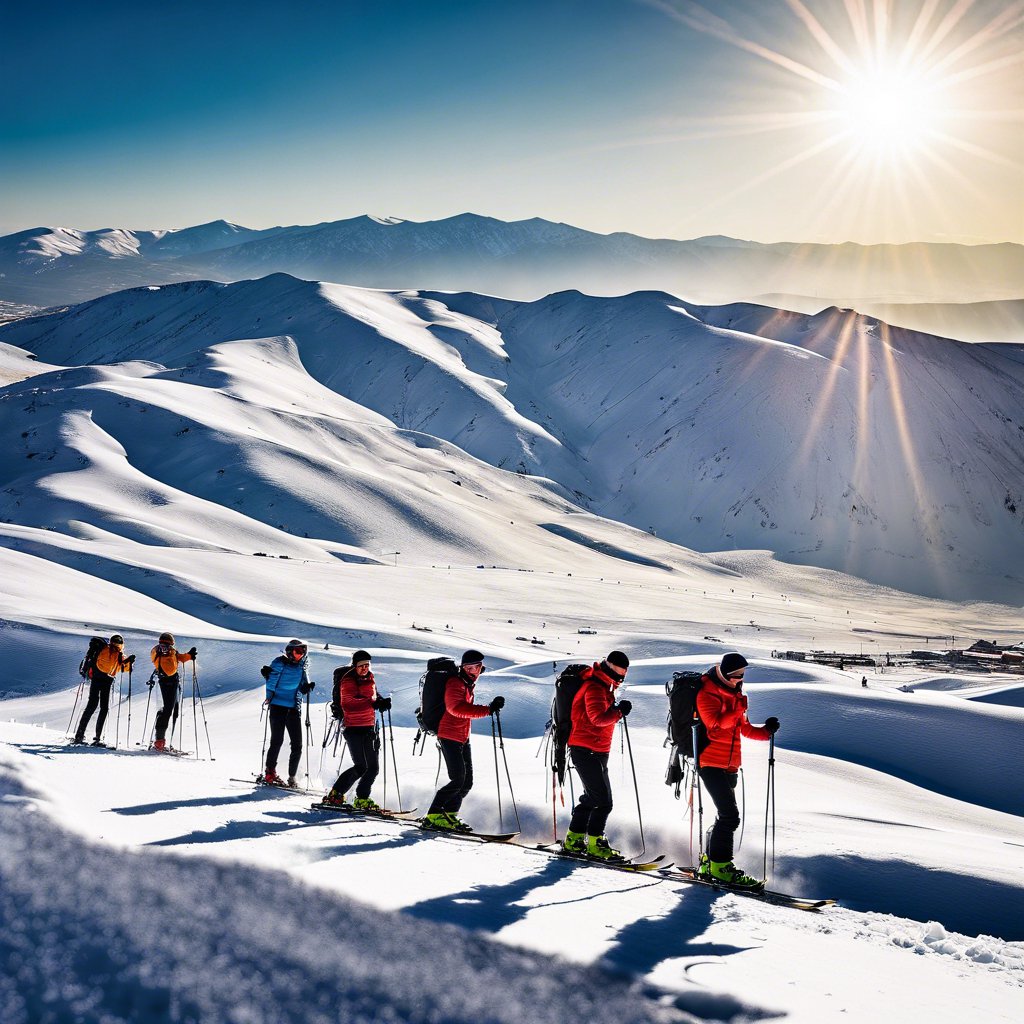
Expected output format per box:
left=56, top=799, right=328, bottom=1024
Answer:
left=568, top=746, right=613, bottom=836
left=699, top=766, right=741, bottom=863
left=266, top=704, right=303, bottom=778
left=76, top=673, right=114, bottom=741
left=333, top=726, right=380, bottom=800
left=428, top=738, right=474, bottom=814
left=154, top=676, right=181, bottom=742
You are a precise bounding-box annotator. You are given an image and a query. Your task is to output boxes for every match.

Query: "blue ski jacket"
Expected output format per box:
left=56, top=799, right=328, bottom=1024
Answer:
left=265, top=654, right=311, bottom=708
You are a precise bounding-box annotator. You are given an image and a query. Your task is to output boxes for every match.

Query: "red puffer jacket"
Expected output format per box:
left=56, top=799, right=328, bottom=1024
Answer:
left=340, top=668, right=377, bottom=728
left=695, top=672, right=770, bottom=771
left=569, top=663, right=623, bottom=754
left=437, top=674, right=490, bottom=743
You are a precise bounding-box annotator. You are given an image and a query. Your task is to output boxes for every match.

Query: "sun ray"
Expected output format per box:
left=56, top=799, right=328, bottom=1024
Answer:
left=914, top=0, right=975, bottom=66
left=902, top=0, right=946, bottom=67
left=843, top=0, right=875, bottom=59
left=925, top=3, right=1024, bottom=78
left=643, top=1, right=842, bottom=89
left=785, top=0, right=860, bottom=76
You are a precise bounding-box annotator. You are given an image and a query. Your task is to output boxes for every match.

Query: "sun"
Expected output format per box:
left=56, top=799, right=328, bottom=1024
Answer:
left=833, top=67, right=942, bottom=157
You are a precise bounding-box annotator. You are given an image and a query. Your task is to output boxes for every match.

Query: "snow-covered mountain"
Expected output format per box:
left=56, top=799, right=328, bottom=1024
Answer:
left=1, top=275, right=1021, bottom=602
left=2, top=213, right=1020, bottom=316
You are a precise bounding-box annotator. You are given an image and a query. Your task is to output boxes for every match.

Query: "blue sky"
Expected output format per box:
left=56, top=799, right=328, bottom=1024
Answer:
left=1, top=0, right=1021, bottom=242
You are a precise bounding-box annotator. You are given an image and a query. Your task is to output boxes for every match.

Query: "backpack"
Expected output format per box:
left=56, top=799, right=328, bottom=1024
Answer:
left=549, top=663, right=588, bottom=785
left=330, top=667, right=346, bottom=723
left=666, top=670, right=708, bottom=759
left=79, top=637, right=108, bottom=680
left=416, top=657, right=458, bottom=736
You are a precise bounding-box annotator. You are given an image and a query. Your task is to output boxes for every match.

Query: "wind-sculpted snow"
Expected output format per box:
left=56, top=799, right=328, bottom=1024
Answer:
left=2, top=275, right=1022, bottom=601
left=0, top=770, right=689, bottom=1024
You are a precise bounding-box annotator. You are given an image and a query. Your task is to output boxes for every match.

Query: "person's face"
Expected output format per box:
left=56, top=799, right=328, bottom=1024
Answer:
left=355, top=661, right=371, bottom=675
left=724, top=667, right=745, bottom=686
left=289, top=645, right=307, bottom=661
left=462, top=661, right=484, bottom=681
left=607, top=664, right=627, bottom=685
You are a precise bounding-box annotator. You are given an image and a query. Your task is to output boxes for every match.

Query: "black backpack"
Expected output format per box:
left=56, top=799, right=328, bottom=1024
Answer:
left=549, top=663, right=588, bottom=785
left=79, top=637, right=108, bottom=679
left=330, top=667, right=346, bottom=723
left=666, top=670, right=708, bottom=758
left=416, top=657, right=458, bottom=736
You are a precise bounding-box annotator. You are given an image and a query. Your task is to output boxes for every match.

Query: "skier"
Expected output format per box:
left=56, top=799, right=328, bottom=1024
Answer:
left=562, top=650, right=632, bottom=861
left=323, top=650, right=391, bottom=810
left=149, top=633, right=197, bottom=751
left=695, top=652, right=779, bottom=887
left=423, top=650, right=504, bottom=832
left=73, top=634, right=135, bottom=746
left=263, top=639, right=315, bottom=786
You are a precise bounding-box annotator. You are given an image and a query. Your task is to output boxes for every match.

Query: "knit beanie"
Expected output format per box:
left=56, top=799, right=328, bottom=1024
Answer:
left=606, top=650, right=630, bottom=671
left=720, top=652, right=748, bottom=676
left=461, top=649, right=485, bottom=666
left=352, top=650, right=372, bottom=664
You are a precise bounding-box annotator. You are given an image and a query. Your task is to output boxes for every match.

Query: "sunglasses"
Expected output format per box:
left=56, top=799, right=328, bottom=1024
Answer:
left=463, top=662, right=484, bottom=671
left=355, top=662, right=371, bottom=669
left=727, top=670, right=746, bottom=679
left=290, top=647, right=307, bottom=656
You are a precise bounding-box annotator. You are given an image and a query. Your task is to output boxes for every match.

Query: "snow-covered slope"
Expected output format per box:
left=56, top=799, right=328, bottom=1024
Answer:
left=2, top=648, right=1022, bottom=1023
left=2, top=214, right=1020, bottom=310
left=2, top=276, right=1021, bottom=602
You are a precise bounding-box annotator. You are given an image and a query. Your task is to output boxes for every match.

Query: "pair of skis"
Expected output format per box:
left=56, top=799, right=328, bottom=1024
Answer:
left=306, top=802, right=832, bottom=908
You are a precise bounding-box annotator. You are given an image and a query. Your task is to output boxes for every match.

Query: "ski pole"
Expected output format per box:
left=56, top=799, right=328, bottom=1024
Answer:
left=379, top=713, right=387, bottom=810
left=386, top=707, right=402, bottom=811
left=692, top=721, right=705, bottom=865
left=125, top=664, right=133, bottom=748
left=494, top=709, right=520, bottom=832
left=319, top=706, right=333, bottom=773
left=66, top=678, right=85, bottom=738
left=303, top=687, right=312, bottom=788
left=113, top=669, right=122, bottom=749
left=192, top=661, right=215, bottom=760
left=620, top=715, right=645, bottom=859
left=139, top=675, right=155, bottom=746
left=763, top=734, right=776, bottom=882
left=491, top=714, right=504, bottom=832
left=191, top=666, right=199, bottom=759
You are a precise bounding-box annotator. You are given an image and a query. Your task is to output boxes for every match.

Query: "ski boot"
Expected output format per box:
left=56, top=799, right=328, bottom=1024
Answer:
left=704, top=859, right=763, bottom=889
left=286, top=776, right=298, bottom=788
left=322, top=789, right=347, bottom=808
left=70, top=735, right=86, bottom=746
left=444, top=813, right=473, bottom=833
left=152, top=739, right=166, bottom=752
left=263, top=769, right=282, bottom=786
left=91, top=738, right=106, bottom=748
left=423, top=812, right=458, bottom=830
left=353, top=797, right=381, bottom=813
left=587, top=835, right=626, bottom=862
left=562, top=830, right=587, bottom=854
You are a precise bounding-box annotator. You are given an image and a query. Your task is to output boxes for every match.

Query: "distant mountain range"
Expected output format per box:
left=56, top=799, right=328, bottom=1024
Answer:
left=2, top=274, right=1021, bottom=602
left=2, top=215, right=1021, bottom=331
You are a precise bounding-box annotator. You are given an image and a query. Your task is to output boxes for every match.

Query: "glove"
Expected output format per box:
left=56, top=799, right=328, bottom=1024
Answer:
left=188, top=647, right=198, bottom=658
left=299, top=680, right=315, bottom=695
left=127, top=654, right=136, bottom=665
left=260, top=666, right=272, bottom=681
left=373, top=695, right=392, bottom=711
left=616, top=699, right=633, bottom=718
left=764, top=716, right=780, bottom=734
left=147, top=679, right=156, bottom=689
left=488, top=695, right=505, bottom=714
